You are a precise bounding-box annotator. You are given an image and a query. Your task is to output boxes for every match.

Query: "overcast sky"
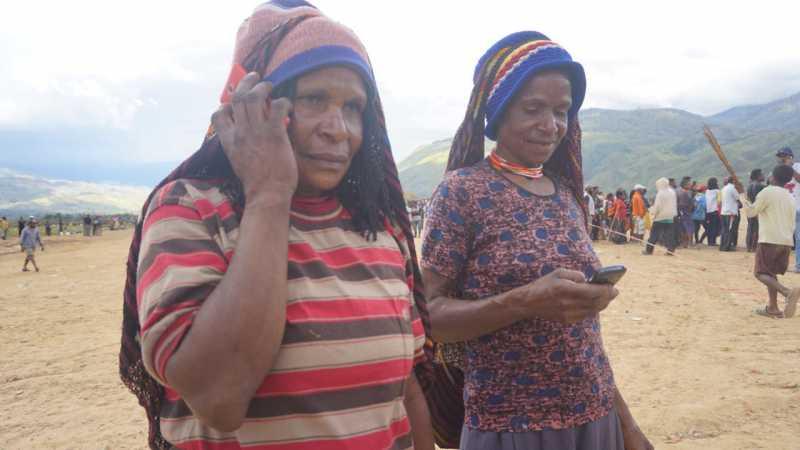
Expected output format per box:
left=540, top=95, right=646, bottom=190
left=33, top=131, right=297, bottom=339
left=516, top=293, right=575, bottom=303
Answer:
left=2, top=0, right=799, bottom=182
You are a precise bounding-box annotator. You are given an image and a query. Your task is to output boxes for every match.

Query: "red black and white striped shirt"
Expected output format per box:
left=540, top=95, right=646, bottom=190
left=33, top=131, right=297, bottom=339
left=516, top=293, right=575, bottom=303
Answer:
left=137, top=178, right=425, bottom=449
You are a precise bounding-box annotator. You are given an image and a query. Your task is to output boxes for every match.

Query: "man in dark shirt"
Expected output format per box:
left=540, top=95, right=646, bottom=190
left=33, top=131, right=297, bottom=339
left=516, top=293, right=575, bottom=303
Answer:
left=746, top=169, right=767, bottom=252
left=676, top=177, right=694, bottom=248
left=83, top=214, right=92, bottom=237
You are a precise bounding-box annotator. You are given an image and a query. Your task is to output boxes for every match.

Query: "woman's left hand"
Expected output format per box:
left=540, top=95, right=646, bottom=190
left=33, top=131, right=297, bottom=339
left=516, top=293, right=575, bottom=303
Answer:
left=623, top=426, right=654, bottom=450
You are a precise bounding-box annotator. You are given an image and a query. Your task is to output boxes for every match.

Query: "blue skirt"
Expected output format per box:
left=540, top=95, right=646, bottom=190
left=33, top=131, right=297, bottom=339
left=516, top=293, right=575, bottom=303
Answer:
left=459, top=410, right=624, bottom=450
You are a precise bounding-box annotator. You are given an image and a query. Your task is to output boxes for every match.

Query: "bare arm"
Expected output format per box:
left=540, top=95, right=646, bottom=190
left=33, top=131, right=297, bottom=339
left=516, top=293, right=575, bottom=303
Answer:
left=403, top=373, right=434, bottom=450
left=424, top=268, right=528, bottom=342
left=423, top=268, right=618, bottom=343
left=163, top=73, right=298, bottom=431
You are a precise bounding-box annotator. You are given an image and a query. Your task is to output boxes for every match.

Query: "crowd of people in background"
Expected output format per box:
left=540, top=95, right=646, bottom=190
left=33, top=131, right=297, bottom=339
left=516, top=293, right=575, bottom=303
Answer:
left=581, top=150, right=795, bottom=257
left=82, top=214, right=108, bottom=237
left=400, top=147, right=798, bottom=274
left=580, top=146, right=800, bottom=319
left=0, top=213, right=133, bottom=241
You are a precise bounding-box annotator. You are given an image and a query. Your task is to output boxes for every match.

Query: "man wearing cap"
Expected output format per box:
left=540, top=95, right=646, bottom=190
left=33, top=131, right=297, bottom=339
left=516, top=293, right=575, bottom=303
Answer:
left=20, top=219, right=44, bottom=272
left=776, top=147, right=800, bottom=271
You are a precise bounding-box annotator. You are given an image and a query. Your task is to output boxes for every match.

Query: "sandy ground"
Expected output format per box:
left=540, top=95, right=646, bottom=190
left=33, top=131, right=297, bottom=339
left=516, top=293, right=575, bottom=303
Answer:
left=1, top=229, right=799, bottom=449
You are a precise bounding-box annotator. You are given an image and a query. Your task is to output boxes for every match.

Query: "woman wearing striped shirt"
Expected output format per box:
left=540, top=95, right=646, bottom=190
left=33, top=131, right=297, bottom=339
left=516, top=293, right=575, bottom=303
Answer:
left=120, top=2, right=433, bottom=449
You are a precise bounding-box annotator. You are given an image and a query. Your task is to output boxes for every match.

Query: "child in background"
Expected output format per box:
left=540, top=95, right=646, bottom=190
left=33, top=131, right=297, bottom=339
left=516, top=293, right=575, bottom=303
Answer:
left=693, top=185, right=708, bottom=245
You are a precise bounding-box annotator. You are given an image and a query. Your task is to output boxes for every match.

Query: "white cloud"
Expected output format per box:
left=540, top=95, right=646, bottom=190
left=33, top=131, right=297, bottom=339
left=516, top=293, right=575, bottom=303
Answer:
left=1, top=0, right=798, bottom=167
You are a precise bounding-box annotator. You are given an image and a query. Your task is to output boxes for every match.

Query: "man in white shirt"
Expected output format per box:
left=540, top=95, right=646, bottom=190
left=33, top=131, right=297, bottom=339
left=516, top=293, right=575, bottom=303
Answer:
left=719, top=177, right=740, bottom=251
left=584, top=187, right=596, bottom=218
left=776, top=147, right=800, bottom=271
left=584, top=187, right=597, bottom=241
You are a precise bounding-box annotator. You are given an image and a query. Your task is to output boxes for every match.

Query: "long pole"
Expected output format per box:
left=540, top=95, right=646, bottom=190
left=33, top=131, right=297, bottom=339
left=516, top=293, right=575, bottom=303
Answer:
left=703, top=125, right=744, bottom=192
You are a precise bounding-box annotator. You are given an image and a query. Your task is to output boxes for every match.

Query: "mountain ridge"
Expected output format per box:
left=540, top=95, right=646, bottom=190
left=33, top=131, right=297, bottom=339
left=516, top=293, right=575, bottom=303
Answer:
left=399, top=91, right=800, bottom=197
left=0, top=168, right=150, bottom=216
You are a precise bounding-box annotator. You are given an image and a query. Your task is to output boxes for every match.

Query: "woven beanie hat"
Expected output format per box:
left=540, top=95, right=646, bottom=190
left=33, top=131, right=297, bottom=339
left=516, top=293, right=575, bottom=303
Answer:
left=479, top=31, right=586, bottom=140
left=219, top=0, right=374, bottom=104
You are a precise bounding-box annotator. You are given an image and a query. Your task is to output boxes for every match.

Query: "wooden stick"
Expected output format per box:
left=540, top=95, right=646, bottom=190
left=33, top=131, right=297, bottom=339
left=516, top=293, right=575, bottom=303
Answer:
left=703, top=125, right=744, bottom=192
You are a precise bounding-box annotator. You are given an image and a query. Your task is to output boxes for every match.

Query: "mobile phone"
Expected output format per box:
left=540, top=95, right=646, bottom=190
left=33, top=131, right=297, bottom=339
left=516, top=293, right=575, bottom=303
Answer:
left=588, top=265, right=627, bottom=285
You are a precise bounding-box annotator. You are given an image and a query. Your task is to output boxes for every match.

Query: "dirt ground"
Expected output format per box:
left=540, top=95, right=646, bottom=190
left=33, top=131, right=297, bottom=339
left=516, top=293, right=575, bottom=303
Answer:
left=1, top=229, right=799, bottom=449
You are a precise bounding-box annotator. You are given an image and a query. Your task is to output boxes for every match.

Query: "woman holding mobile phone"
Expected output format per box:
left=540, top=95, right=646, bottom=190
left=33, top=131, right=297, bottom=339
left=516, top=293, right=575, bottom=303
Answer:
left=421, top=32, right=652, bottom=450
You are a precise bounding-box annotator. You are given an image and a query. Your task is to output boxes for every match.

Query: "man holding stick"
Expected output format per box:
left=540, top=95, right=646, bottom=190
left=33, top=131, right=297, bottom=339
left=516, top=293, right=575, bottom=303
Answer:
left=720, top=177, right=740, bottom=251
left=740, top=165, right=800, bottom=318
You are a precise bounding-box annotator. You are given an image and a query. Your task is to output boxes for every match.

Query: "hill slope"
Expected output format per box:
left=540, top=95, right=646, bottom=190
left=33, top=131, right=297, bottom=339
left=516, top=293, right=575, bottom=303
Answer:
left=0, top=168, right=150, bottom=216
left=399, top=92, right=800, bottom=197
left=709, top=92, right=800, bottom=132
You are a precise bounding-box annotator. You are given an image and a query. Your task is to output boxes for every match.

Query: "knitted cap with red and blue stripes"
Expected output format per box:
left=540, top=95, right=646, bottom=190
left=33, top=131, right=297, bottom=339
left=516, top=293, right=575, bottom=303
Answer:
left=219, top=0, right=374, bottom=104
left=446, top=30, right=588, bottom=230
left=477, top=31, right=586, bottom=140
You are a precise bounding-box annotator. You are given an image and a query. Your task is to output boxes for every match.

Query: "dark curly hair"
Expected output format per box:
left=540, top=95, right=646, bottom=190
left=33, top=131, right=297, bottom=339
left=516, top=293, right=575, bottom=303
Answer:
left=773, top=164, right=794, bottom=186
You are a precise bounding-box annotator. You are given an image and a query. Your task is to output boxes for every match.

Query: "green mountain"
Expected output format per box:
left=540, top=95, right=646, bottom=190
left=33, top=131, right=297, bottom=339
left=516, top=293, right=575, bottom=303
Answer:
left=709, top=92, right=800, bottom=132
left=396, top=138, right=453, bottom=198
left=398, top=92, right=800, bottom=197
left=0, top=168, right=150, bottom=216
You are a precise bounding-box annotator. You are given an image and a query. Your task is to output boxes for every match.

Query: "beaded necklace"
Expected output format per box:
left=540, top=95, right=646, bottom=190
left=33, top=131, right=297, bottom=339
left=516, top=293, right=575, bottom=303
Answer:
left=488, top=150, right=544, bottom=179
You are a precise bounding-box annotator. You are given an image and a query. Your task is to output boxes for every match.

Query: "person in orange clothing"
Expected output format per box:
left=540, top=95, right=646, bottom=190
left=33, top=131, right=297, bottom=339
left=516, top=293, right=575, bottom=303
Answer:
left=631, top=184, right=647, bottom=241
left=610, top=189, right=629, bottom=244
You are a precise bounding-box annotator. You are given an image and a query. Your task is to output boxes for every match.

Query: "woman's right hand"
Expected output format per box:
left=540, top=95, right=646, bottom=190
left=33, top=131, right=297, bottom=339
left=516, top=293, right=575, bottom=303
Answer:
left=212, top=71, right=297, bottom=201
left=510, top=268, right=618, bottom=323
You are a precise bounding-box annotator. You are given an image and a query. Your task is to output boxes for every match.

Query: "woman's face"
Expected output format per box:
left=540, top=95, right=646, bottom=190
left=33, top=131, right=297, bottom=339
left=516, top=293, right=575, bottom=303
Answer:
left=495, top=70, right=572, bottom=167
left=289, top=66, right=367, bottom=196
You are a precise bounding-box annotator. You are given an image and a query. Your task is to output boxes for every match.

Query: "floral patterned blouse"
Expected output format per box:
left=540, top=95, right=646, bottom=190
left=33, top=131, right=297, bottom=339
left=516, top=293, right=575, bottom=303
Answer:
left=421, top=159, right=616, bottom=432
